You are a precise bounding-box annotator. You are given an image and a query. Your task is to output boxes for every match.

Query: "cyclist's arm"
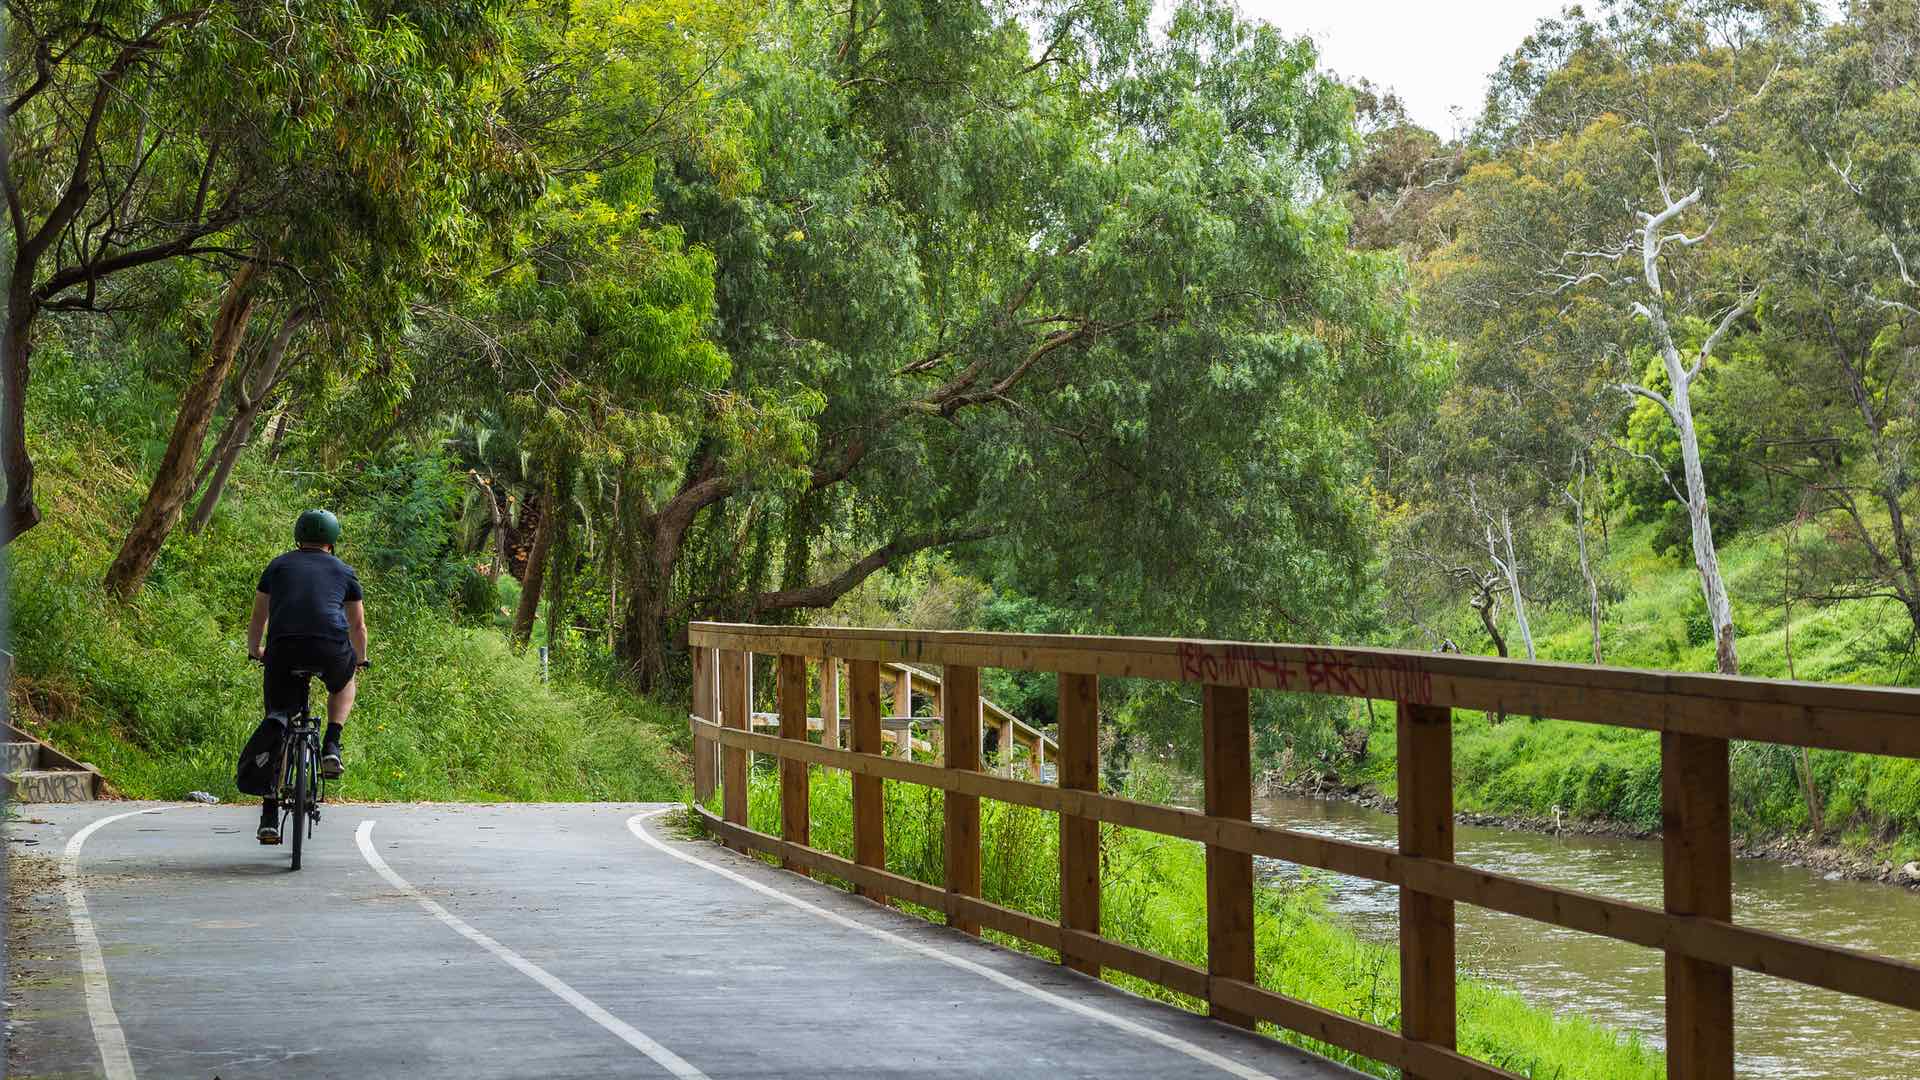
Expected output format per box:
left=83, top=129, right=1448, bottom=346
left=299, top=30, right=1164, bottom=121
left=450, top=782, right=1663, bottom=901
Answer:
left=247, top=591, right=270, bottom=660
left=345, top=600, right=369, bottom=666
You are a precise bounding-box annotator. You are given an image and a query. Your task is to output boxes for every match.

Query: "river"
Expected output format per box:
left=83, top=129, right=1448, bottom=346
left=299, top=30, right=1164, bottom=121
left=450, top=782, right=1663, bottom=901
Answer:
left=1246, top=791, right=1920, bottom=1079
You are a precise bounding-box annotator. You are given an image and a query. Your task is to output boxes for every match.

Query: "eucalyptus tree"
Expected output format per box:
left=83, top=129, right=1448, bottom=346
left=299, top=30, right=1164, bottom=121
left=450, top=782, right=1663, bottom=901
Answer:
left=1, top=0, right=540, bottom=592
left=610, top=0, right=1421, bottom=685
left=4, top=0, right=242, bottom=542
left=1754, top=0, right=1920, bottom=636
left=1433, top=0, right=1816, bottom=673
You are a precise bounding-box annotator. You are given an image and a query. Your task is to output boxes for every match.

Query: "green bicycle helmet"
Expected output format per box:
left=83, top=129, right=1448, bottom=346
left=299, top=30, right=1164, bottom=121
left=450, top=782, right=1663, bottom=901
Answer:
left=293, top=509, right=342, bottom=545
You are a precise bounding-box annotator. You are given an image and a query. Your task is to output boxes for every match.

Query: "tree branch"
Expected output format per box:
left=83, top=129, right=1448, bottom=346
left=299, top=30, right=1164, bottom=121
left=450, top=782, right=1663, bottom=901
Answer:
left=749, top=525, right=996, bottom=614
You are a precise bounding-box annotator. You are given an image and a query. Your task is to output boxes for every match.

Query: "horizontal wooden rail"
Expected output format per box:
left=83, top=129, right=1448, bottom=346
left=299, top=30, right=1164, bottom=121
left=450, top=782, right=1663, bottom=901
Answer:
left=690, top=623, right=1920, bottom=756
left=687, top=623, right=1920, bottom=1080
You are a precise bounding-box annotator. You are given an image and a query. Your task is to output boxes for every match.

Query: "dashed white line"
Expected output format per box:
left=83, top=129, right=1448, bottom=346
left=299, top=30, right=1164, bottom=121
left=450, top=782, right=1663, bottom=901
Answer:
left=354, top=820, right=710, bottom=1080
left=63, top=806, right=167, bottom=1080
left=627, top=808, right=1282, bottom=1080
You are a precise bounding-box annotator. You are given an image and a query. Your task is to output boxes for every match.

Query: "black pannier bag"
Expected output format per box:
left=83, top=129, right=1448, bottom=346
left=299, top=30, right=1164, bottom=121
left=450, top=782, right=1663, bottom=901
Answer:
left=235, top=715, right=286, bottom=796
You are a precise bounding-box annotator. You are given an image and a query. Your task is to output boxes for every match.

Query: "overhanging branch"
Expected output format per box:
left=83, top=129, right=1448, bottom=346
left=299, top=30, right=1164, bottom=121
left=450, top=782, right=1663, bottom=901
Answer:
left=748, top=525, right=996, bottom=614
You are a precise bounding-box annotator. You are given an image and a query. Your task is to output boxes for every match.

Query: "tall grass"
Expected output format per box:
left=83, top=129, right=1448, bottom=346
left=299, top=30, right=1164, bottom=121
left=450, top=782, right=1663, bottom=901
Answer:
left=739, top=762, right=1662, bottom=1080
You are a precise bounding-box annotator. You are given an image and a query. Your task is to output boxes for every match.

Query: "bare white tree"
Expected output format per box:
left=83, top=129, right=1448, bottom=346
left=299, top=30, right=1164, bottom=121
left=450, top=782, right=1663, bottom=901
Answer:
left=1562, top=179, right=1754, bottom=674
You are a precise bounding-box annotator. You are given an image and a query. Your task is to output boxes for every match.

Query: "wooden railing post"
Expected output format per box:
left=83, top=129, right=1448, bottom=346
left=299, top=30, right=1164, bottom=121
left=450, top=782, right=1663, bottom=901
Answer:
left=691, top=644, right=717, bottom=805
left=896, top=667, right=916, bottom=759
left=821, top=658, right=841, bottom=749
left=849, top=659, right=887, bottom=904
left=1058, top=672, right=1100, bottom=976
left=1663, top=732, right=1734, bottom=1080
left=778, top=654, right=810, bottom=875
left=1398, top=702, right=1456, bottom=1075
left=999, top=716, right=1014, bottom=775
left=1203, top=684, right=1255, bottom=1028
left=943, top=665, right=983, bottom=935
left=719, top=649, right=751, bottom=846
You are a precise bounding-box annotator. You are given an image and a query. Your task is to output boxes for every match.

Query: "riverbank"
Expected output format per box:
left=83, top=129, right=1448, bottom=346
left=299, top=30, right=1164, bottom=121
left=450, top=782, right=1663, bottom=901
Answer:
left=1270, top=768, right=1920, bottom=890
left=734, top=763, right=1665, bottom=1080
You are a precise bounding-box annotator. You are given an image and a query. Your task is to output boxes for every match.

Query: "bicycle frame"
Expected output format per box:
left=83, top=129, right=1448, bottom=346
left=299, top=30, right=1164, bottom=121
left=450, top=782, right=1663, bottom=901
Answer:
left=272, top=676, right=326, bottom=869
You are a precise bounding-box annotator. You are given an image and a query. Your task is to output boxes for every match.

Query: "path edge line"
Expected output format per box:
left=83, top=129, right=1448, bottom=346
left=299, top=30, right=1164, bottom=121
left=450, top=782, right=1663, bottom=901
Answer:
left=627, top=807, right=1282, bottom=1080
left=62, top=806, right=166, bottom=1080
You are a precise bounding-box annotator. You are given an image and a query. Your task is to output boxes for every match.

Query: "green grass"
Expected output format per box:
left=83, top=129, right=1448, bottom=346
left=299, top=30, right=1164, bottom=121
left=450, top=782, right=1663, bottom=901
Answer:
left=735, top=762, right=1662, bottom=1080
left=7, top=347, right=689, bottom=803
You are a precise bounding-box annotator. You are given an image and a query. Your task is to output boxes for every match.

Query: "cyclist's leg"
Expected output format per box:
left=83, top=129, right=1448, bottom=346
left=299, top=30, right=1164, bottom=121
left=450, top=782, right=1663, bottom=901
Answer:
left=326, top=676, right=356, bottom=727
left=318, top=640, right=357, bottom=778
left=258, top=641, right=303, bottom=844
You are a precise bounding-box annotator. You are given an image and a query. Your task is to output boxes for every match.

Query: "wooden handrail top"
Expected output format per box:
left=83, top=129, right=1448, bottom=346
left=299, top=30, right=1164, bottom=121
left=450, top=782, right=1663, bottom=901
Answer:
left=690, top=622, right=1920, bottom=756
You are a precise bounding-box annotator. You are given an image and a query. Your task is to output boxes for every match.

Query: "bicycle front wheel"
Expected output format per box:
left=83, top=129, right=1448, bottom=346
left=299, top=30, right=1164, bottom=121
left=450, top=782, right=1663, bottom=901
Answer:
left=290, top=740, right=309, bottom=872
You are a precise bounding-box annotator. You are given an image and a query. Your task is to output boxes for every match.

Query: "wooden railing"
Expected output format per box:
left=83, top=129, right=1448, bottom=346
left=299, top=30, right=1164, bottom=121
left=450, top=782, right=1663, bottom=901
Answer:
left=685, top=622, right=1920, bottom=1080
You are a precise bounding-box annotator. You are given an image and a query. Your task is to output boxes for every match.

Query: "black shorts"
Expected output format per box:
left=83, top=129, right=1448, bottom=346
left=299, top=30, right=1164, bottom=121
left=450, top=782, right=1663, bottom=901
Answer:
left=262, top=636, right=357, bottom=718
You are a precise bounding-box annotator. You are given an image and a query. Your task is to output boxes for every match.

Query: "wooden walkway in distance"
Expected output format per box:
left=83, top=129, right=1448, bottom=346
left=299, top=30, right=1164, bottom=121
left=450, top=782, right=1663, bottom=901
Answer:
left=732, top=657, right=1058, bottom=776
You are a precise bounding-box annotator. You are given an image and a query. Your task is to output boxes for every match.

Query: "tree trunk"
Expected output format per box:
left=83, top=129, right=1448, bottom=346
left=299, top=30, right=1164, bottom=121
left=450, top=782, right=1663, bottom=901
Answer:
left=104, top=259, right=262, bottom=598
left=1670, top=376, right=1739, bottom=674
left=619, top=521, right=674, bottom=692
left=187, top=307, right=312, bottom=534
left=544, top=503, right=572, bottom=657
left=1566, top=476, right=1604, bottom=664
left=467, top=473, right=506, bottom=586
left=1473, top=592, right=1508, bottom=658
left=267, top=403, right=294, bottom=458
left=511, top=484, right=556, bottom=646
left=1497, top=508, right=1537, bottom=660
left=1473, top=589, right=1509, bottom=724
left=1626, top=193, right=1745, bottom=675
left=1, top=280, right=43, bottom=544
left=1833, top=338, right=1920, bottom=638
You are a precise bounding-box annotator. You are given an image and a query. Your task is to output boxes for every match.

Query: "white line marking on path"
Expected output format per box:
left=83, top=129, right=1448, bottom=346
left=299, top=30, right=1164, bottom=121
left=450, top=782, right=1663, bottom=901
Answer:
left=627, top=809, right=1282, bottom=1080
left=63, top=806, right=166, bottom=1080
left=354, top=820, right=710, bottom=1080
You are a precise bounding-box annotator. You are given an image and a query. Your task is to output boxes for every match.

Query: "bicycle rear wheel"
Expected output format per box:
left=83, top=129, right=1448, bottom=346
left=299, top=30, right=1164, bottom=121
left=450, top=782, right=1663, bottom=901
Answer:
left=290, top=739, right=310, bottom=871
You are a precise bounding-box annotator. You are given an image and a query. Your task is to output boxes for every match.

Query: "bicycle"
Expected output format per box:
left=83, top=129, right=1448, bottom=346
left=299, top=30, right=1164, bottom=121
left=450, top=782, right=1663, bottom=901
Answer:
left=254, top=658, right=366, bottom=870
left=269, top=668, right=327, bottom=871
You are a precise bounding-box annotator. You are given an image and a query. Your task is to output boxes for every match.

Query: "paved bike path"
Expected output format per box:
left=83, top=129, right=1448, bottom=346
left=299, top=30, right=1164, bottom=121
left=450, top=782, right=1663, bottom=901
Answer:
left=7, top=802, right=1361, bottom=1079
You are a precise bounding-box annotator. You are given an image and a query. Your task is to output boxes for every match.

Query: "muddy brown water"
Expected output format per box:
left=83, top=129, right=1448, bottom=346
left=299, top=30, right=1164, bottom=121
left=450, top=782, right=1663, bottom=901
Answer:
left=1242, top=792, right=1920, bottom=1079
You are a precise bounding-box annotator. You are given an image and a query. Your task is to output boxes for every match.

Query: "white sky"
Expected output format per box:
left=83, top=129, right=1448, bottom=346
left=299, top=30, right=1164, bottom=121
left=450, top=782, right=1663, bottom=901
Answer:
left=1238, top=1, right=1577, bottom=136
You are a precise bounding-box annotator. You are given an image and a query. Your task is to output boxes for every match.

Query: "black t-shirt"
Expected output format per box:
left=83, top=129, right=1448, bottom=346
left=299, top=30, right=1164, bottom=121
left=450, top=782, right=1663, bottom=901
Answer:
left=257, top=548, right=362, bottom=642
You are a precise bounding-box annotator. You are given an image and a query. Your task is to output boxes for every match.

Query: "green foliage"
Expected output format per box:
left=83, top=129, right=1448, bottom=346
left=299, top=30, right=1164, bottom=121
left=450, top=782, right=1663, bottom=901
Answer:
left=8, top=351, right=688, bottom=803
left=456, top=567, right=499, bottom=624
left=318, top=447, right=467, bottom=597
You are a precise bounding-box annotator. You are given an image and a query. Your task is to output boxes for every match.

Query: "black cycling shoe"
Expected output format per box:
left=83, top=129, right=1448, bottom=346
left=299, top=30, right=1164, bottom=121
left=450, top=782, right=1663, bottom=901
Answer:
left=319, top=743, right=344, bottom=779
left=258, top=821, right=282, bottom=845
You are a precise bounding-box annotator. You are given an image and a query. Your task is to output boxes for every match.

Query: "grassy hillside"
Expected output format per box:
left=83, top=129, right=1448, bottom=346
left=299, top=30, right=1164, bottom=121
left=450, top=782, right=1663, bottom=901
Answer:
left=1353, top=517, right=1920, bottom=864
left=5, top=347, right=689, bottom=803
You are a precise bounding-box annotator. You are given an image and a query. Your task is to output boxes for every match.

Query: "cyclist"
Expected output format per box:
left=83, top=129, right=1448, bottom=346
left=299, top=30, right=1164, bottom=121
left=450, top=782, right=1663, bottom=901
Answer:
left=245, top=509, right=369, bottom=844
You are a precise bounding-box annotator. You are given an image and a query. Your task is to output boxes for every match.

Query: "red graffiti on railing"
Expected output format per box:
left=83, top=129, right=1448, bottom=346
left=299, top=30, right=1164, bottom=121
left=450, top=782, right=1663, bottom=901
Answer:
left=1178, top=643, right=1295, bottom=689
left=1178, top=643, right=1433, bottom=704
left=1302, top=648, right=1434, bottom=704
